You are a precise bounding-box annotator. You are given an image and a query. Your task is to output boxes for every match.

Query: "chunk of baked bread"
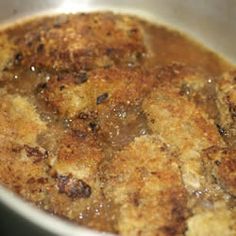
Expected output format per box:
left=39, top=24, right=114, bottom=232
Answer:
left=101, top=135, right=188, bottom=236
left=0, top=89, right=46, bottom=145
left=143, top=87, right=223, bottom=193
left=8, top=12, right=147, bottom=72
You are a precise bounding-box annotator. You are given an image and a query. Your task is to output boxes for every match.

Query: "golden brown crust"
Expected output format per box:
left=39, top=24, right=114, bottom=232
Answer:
left=54, top=133, right=103, bottom=180
left=8, top=13, right=146, bottom=72
left=0, top=140, right=51, bottom=205
left=0, top=91, right=51, bottom=204
left=0, top=90, right=46, bottom=145
left=143, top=87, right=223, bottom=192
left=154, top=63, right=220, bottom=120
left=101, top=135, right=188, bottom=236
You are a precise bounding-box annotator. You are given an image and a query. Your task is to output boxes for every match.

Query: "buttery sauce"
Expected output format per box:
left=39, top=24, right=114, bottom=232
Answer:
left=0, top=12, right=235, bottom=235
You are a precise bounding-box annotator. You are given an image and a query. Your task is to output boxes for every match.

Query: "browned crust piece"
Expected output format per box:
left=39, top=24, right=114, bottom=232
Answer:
left=8, top=12, right=147, bottom=72
left=0, top=90, right=46, bottom=145
left=44, top=131, right=114, bottom=232
left=101, top=135, right=188, bottom=236
left=142, top=87, right=223, bottom=193
left=0, top=90, right=51, bottom=205
left=0, top=140, right=52, bottom=205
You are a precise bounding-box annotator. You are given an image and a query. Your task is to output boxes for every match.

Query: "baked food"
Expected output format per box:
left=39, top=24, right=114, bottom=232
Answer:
left=0, top=12, right=235, bottom=235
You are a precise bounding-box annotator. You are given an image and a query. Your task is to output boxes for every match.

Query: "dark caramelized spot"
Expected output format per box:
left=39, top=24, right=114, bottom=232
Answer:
left=89, top=122, right=99, bottom=132
left=96, top=92, right=109, bottom=105
left=59, top=85, right=65, bottom=91
left=37, top=43, right=44, bottom=53
left=57, top=175, right=91, bottom=199
left=215, top=160, right=221, bottom=166
left=24, top=145, right=48, bottom=163
left=14, top=52, right=23, bottom=65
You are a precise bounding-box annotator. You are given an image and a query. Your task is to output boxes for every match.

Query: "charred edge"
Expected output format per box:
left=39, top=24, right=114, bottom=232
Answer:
left=96, top=92, right=108, bottom=105
left=214, top=160, right=221, bottom=166
left=57, top=175, right=91, bottom=199
left=89, top=122, right=99, bottom=132
left=59, top=85, right=65, bottom=91
left=24, top=145, right=48, bottom=163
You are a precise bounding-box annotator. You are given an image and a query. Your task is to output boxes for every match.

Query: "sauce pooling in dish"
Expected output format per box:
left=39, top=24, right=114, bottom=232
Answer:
left=0, top=12, right=235, bottom=235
